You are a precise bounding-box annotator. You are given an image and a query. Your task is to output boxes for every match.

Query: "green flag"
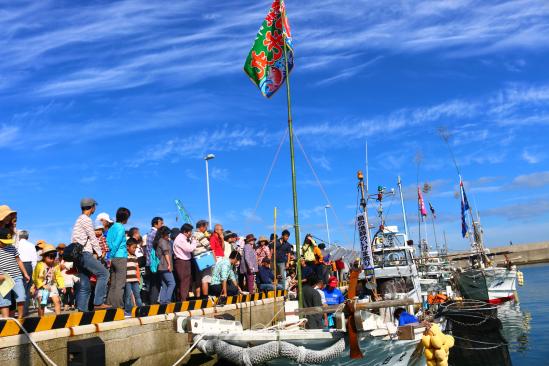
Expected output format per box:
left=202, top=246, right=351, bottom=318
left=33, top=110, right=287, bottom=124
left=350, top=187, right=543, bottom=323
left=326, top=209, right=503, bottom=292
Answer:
left=244, top=0, right=293, bottom=98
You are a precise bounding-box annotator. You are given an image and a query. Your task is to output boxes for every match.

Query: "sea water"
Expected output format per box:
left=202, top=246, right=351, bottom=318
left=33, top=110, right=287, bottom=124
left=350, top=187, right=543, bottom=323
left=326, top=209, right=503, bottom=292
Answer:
left=502, top=263, right=549, bottom=365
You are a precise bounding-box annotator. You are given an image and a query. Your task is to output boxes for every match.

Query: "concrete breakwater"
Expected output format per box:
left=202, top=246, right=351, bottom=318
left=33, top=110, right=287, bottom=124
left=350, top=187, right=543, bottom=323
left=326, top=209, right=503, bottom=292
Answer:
left=450, top=241, right=549, bottom=267
left=0, top=295, right=286, bottom=366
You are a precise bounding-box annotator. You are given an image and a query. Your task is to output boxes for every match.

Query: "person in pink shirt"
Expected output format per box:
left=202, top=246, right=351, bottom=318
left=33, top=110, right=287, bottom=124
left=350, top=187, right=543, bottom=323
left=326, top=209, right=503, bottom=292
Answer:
left=173, top=223, right=197, bottom=301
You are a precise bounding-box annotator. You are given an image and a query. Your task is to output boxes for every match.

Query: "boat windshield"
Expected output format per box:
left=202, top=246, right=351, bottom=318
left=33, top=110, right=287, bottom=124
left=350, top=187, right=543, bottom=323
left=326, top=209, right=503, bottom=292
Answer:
left=374, top=249, right=410, bottom=267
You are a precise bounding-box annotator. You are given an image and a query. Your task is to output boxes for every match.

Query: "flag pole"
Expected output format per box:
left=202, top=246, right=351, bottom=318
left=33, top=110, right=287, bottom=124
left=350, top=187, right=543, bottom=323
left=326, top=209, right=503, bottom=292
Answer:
left=282, top=9, right=303, bottom=308
left=273, top=206, right=278, bottom=323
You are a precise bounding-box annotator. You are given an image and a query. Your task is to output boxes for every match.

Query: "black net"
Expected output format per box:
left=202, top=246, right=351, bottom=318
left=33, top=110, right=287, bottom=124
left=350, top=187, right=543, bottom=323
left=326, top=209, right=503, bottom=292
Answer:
left=437, top=300, right=512, bottom=366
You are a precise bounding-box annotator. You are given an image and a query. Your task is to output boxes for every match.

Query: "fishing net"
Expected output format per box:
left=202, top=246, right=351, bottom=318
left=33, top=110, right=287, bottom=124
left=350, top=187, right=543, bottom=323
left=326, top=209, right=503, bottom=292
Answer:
left=455, top=269, right=489, bottom=301
left=437, top=300, right=512, bottom=366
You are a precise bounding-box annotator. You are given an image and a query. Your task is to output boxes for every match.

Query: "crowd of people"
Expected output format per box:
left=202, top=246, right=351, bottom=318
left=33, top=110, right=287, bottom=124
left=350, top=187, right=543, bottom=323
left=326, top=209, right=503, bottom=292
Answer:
left=0, top=200, right=347, bottom=320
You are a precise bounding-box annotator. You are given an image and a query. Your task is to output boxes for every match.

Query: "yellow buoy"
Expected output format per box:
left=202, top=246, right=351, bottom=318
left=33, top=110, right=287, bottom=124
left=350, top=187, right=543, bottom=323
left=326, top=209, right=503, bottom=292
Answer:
left=424, top=348, right=435, bottom=360
left=430, top=334, right=444, bottom=349
left=445, top=335, right=455, bottom=348
left=426, top=360, right=437, bottom=366
left=437, top=360, right=448, bottom=366
left=422, top=335, right=431, bottom=348
left=434, top=349, right=446, bottom=361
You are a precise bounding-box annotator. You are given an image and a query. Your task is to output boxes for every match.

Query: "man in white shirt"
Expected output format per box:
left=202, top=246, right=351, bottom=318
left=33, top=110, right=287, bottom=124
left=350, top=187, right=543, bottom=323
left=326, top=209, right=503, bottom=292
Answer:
left=16, top=230, right=37, bottom=316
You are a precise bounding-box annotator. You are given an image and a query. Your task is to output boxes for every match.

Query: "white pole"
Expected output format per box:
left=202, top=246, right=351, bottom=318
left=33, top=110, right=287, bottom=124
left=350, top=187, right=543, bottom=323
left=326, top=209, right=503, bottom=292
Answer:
left=397, top=176, right=409, bottom=238
left=204, top=155, right=214, bottom=229
left=324, top=205, right=331, bottom=246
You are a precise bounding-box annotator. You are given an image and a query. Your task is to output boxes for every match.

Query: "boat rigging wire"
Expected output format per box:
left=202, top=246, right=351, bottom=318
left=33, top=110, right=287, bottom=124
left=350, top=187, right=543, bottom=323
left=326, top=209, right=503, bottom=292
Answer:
left=294, top=133, right=351, bottom=245
left=248, top=128, right=288, bottom=228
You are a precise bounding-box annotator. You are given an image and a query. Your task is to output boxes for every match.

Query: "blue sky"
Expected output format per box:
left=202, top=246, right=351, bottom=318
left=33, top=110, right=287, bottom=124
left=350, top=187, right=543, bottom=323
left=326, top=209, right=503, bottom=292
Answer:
left=3, top=0, right=549, bottom=251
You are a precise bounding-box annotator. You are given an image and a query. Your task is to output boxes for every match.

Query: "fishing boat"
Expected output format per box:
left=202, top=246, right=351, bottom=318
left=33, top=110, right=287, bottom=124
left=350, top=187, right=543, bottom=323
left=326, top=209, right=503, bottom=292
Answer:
left=438, top=130, right=520, bottom=305
left=453, top=220, right=518, bottom=304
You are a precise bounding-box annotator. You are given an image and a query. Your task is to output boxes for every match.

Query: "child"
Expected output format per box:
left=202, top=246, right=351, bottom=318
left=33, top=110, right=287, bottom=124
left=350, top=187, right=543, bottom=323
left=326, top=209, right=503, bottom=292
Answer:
left=32, top=244, right=64, bottom=317
left=124, top=238, right=142, bottom=316
left=0, top=227, right=31, bottom=320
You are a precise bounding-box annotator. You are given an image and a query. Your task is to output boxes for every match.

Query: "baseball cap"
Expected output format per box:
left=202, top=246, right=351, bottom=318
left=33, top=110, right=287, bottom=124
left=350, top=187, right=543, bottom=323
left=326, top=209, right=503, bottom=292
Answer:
left=94, top=220, right=104, bottom=230
left=80, top=198, right=97, bottom=208
left=0, top=227, right=15, bottom=244
left=328, top=276, right=338, bottom=287
left=96, top=212, right=113, bottom=223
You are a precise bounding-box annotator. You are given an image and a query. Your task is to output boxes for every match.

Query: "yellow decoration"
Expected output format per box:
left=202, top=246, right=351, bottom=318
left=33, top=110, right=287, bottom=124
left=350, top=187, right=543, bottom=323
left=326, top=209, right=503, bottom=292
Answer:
left=445, top=335, right=455, bottom=348
left=430, top=334, right=443, bottom=349
left=422, top=335, right=431, bottom=348
left=437, top=360, right=448, bottom=366
left=426, top=360, right=437, bottom=366
left=434, top=349, right=446, bottom=361
left=424, top=348, right=434, bottom=360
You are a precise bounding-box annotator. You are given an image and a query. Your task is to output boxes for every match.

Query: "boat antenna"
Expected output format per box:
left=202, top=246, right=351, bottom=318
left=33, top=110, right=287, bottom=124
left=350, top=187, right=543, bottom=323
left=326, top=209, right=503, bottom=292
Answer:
left=397, top=176, right=409, bottom=238
left=415, top=151, right=424, bottom=256
left=365, top=140, right=369, bottom=192
left=438, top=127, right=461, bottom=176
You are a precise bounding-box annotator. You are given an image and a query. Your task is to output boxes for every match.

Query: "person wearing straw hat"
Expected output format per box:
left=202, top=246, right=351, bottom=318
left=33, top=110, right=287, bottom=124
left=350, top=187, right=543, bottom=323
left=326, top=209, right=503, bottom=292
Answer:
left=32, top=244, right=64, bottom=317
left=0, top=227, right=30, bottom=319
left=255, top=236, right=271, bottom=267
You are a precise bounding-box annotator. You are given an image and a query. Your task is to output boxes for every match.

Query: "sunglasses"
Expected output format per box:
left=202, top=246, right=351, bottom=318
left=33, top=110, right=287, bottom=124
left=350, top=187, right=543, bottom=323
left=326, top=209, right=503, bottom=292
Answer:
left=45, top=253, right=57, bottom=259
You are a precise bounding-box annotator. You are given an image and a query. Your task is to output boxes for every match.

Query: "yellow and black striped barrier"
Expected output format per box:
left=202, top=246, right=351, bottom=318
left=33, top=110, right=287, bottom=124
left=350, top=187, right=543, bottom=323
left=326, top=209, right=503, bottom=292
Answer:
left=0, top=290, right=286, bottom=338
left=0, top=308, right=124, bottom=337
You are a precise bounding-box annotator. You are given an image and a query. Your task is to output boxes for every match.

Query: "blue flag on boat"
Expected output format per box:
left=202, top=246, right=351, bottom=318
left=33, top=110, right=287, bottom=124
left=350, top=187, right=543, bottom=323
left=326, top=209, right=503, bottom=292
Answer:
left=460, top=178, right=470, bottom=238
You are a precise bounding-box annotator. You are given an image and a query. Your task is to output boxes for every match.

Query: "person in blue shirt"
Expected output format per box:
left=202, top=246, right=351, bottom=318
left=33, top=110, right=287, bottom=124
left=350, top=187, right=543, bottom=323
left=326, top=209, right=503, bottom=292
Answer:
left=257, top=258, right=283, bottom=291
left=323, top=276, right=345, bottom=305
left=323, top=276, right=345, bottom=327
left=394, top=307, right=419, bottom=326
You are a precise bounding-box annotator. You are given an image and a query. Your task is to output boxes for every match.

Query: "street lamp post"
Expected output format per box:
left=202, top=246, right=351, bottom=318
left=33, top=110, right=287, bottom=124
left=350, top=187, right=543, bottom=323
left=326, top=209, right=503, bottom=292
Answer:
left=204, top=154, right=215, bottom=229
left=324, top=204, right=331, bottom=246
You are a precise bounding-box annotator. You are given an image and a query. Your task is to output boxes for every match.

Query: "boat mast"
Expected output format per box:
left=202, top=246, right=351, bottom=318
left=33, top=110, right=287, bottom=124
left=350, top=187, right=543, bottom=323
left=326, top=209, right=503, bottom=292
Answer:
left=282, top=14, right=303, bottom=307
left=439, top=127, right=487, bottom=266
left=397, top=176, right=409, bottom=238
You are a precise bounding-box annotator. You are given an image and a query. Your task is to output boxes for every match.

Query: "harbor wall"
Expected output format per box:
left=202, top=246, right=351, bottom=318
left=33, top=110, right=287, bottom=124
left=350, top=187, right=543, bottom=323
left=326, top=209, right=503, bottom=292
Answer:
left=0, top=297, right=286, bottom=366
left=450, top=241, right=549, bottom=267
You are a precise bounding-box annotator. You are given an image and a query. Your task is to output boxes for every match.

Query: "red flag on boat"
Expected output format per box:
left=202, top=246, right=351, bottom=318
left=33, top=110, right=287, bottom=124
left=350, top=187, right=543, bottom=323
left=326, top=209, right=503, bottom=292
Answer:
left=418, top=187, right=427, bottom=217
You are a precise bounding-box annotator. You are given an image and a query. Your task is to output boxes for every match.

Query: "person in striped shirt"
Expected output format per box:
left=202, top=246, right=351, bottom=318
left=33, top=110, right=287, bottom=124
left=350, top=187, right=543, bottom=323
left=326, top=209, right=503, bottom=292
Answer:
left=124, top=238, right=142, bottom=315
left=0, top=227, right=31, bottom=320
left=71, top=198, right=110, bottom=311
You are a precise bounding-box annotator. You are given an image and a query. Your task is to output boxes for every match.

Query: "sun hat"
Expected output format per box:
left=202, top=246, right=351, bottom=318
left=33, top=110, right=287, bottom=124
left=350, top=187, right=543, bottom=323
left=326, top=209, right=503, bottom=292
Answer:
left=245, top=234, right=257, bottom=243
left=80, top=198, right=97, bottom=208
left=96, top=212, right=113, bottom=223
left=0, top=227, right=15, bottom=244
left=41, top=244, right=57, bottom=256
left=0, top=205, right=16, bottom=222
left=35, top=240, right=47, bottom=249
left=257, top=236, right=269, bottom=244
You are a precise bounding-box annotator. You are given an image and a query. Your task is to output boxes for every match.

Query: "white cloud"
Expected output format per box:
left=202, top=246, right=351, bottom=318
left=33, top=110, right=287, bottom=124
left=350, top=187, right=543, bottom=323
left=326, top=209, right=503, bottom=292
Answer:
left=210, top=167, right=229, bottom=181
left=521, top=148, right=545, bottom=164
left=2, top=1, right=549, bottom=97
left=508, top=171, right=549, bottom=189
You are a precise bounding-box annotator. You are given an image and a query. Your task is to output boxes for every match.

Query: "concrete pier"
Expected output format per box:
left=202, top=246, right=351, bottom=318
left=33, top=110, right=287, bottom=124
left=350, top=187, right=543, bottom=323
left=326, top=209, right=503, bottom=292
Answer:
left=0, top=296, right=285, bottom=366
left=450, top=241, right=549, bottom=267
